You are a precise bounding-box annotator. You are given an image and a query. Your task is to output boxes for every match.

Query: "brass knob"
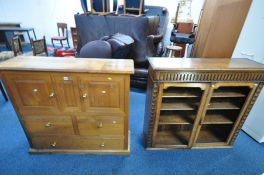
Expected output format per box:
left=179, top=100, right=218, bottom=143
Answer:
left=97, top=122, right=103, bottom=128
left=107, top=77, right=112, bottom=80
left=101, top=91, right=106, bottom=94
left=100, top=143, right=105, bottom=147
left=45, top=122, right=52, bottom=127
left=50, top=142, right=56, bottom=148
left=112, top=121, right=117, bottom=124
left=33, top=88, right=38, bottom=92
left=82, top=93, right=87, bottom=99
left=49, top=92, right=55, bottom=98
left=208, top=103, right=211, bottom=106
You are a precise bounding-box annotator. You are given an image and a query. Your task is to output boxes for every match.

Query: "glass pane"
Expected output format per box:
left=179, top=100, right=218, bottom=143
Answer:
left=156, top=86, right=204, bottom=147
left=196, top=85, right=251, bottom=144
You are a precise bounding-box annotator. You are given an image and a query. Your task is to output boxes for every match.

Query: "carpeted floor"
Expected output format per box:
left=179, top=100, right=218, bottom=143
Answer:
left=0, top=89, right=264, bottom=175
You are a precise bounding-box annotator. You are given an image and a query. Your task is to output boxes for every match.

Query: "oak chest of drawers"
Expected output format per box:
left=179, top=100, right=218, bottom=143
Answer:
left=0, top=56, right=134, bottom=154
left=144, top=58, right=264, bottom=149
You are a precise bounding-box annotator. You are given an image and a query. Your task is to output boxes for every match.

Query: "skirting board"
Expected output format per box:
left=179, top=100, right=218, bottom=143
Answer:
left=242, top=125, right=264, bottom=143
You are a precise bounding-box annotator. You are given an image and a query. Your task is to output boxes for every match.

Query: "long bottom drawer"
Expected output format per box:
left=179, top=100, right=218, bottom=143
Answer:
left=31, top=136, right=124, bottom=150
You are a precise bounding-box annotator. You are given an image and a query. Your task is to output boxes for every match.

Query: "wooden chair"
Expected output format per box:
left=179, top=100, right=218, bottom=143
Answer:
left=0, top=81, right=8, bottom=101
left=70, top=27, right=77, bottom=49
left=90, top=0, right=110, bottom=14
left=51, top=23, right=70, bottom=48
left=165, top=45, right=183, bottom=58
left=30, top=36, right=48, bottom=56
left=123, top=0, right=144, bottom=16
left=11, top=36, right=23, bottom=56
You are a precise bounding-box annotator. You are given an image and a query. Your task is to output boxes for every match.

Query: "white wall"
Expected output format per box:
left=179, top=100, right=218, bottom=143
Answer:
left=232, top=0, right=264, bottom=143
left=0, top=0, right=83, bottom=46
left=0, top=0, right=203, bottom=46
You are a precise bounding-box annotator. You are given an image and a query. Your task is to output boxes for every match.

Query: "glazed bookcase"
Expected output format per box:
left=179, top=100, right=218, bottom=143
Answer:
left=144, top=58, right=264, bottom=149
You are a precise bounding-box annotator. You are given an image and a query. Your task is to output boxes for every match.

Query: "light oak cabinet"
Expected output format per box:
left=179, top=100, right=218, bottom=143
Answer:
left=0, top=56, right=134, bottom=154
left=191, top=0, right=252, bottom=58
left=144, top=58, right=264, bottom=149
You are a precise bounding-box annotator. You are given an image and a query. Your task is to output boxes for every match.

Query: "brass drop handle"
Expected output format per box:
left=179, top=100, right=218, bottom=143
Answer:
left=100, top=143, right=105, bottom=147
left=112, top=120, right=117, bottom=124
left=97, top=122, right=103, bottom=128
left=45, top=122, right=52, bottom=127
left=49, top=92, right=55, bottom=98
left=107, top=77, right=112, bottom=80
left=101, top=90, right=106, bottom=94
left=82, top=93, right=87, bottom=99
left=50, top=142, right=56, bottom=148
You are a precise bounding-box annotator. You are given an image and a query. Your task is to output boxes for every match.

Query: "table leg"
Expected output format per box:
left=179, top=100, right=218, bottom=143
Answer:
left=27, top=31, right=31, bottom=42
left=32, top=29, right=36, bottom=39
left=0, top=82, right=8, bottom=101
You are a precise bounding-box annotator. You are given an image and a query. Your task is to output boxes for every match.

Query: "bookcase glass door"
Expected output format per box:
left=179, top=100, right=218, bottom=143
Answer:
left=194, top=83, right=258, bottom=146
left=153, top=83, right=208, bottom=148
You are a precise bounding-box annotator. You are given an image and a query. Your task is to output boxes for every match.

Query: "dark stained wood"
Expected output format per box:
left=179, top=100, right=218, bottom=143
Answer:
left=148, top=58, right=264, bottom=71
left=144, top=58, right=264, bottom=149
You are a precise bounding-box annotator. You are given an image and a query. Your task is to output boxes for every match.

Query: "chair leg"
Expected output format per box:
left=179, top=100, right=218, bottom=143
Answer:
left=60, top=40, right=63, bottom=48
left=66, top=39, right=70, bottom=48
left=52, top=39, right=55, bottom=48
left=0, top=82, right=8, bottom=101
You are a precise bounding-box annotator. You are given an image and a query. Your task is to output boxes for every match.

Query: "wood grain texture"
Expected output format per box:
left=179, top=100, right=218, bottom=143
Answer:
left=149, top=58, right=264, bottom=71
left=144, top=58, right=264, bottom=149
left=0, top=57, right=133, bottom=154
left=191, top=0, right=252, bottom=58
left=0, top=56, right=134, bottom=74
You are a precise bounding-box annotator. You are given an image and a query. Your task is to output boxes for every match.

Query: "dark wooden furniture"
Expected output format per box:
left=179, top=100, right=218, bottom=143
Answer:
left=144, top=58, right=264, bottom=149
left=12, top=36, right=23, bottom=56
left=0, top=23, right=21, bottom=45
left=191, top=0, right=252, bottom=58
left=0, top=56, right=134, bottom=154
left=30, top=36, right=48, bottom=56
left=165, top=45, right=183, bottom=58
left=0, top=27, right=36, bottom=50
left=70, top=27, right=77, bottom=49
left=0, top=81, right=8, bottom=101
left=123, top=0, right=143, bottom=16
left=90, top=0, right=110, bottom=14
left=51, top=23, right=70, bottom=48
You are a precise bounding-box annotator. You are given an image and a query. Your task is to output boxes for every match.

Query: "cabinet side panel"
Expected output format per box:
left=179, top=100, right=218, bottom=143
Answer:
left=230, top=83, right=264, bottom=145
left=143, top=74, right=159, bottom=148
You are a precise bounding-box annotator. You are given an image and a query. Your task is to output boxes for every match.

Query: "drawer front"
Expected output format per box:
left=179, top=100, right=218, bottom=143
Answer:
left=79, top=74, right=126, bottom=115
left=3, top=72, right=58, bottom=114
left=31, top=136, right=124, bottom=150
left=23, top=116, right=75, bottom=136
left=77, top=116, right=124, bottom=136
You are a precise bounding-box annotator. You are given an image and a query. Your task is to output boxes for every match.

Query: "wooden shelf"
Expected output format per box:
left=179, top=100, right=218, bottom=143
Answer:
left=203, top=113, right=235, bottom=124
left=196, top=129, right=228, bottom=143
left=207, top=101, right=241, bottom=110
left=163, top=87, right=201, bottom=98
left=212, top=91, right=246, bottom=98
left=162, top=91, right=200, bottom=98
left=155, top=130, right=191, bottom=146
left=159, top=113, right=195, bottom=124
left=160, top=102, right=198, bottom=111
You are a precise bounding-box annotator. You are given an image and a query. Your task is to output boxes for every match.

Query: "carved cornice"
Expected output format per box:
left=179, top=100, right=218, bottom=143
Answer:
left=153, top=71, right=264, bottom=82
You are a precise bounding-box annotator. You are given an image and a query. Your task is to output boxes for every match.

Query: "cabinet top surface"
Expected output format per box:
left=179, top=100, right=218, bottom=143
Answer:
left=148, top=58, right=264, bottom=71
left=0, top=56, right=134, bottom=74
